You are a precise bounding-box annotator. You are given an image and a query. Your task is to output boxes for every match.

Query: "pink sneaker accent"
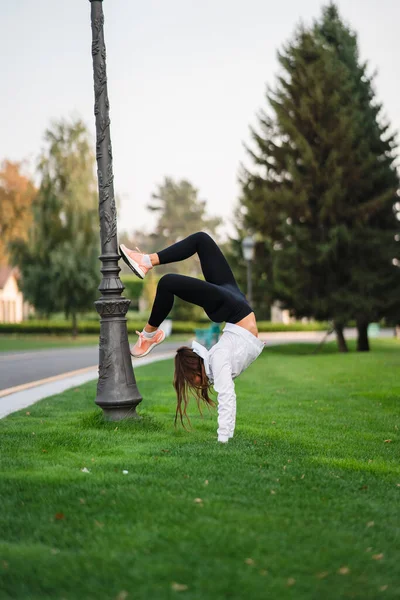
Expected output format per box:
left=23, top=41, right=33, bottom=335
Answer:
left=119, top=244, right=152, bottom=279
left=130, top=329, right=166, bottom=358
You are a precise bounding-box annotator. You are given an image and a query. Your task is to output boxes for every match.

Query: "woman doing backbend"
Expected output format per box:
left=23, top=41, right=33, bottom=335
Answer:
left=119, top=232, right=265, bottom=443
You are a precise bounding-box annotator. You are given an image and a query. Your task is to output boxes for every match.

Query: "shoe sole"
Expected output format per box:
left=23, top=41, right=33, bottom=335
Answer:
left=119, top=245, right=146, bottom=279
left=130, top=330, right=166, bottom=358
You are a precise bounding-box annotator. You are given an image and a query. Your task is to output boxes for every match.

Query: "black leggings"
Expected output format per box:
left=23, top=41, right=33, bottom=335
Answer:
left=148, top=232, right=253, bottom=327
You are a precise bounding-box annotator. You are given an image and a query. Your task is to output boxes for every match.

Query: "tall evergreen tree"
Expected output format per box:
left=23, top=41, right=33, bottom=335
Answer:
left=239, top=7, right=399, bottom=351
left=315, top=3, right=399, bottom=350
left=11, top=119, right=100, bottom=334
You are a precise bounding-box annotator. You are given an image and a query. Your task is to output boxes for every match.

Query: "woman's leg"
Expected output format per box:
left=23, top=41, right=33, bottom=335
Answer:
left=148, top=273, right=226, bottom=328
left=156, top=232, right=239, bottom=288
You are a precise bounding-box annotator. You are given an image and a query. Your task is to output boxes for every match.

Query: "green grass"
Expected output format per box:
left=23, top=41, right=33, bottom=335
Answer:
left=0, top=334, right=100, bottom=351
left=0, top=334, right=191, bottom=352
left=0, top=339, right=399, bottom=600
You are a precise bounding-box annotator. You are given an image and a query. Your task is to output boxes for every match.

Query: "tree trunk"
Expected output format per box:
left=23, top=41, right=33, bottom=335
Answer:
left=356, top=320, right=370, bottom=352
left=334, top=322, right=348, bottom=353
left=72, top=312, right=78, bottom=339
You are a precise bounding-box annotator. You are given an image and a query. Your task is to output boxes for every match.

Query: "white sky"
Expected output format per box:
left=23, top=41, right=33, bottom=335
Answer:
left=1, top=0, right=399, bottom=241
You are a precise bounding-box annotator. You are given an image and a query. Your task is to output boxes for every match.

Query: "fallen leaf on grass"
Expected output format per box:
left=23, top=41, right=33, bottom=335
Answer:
left=81, top=467, right=90, bottom=473
left=359, top=485, right=368, bottom=490
left=301, top=474, right=305, bottom=479
left=26, top=412, right=30, bottom=416
left=338, top=566, right=350, bottom=575
left=115, top=591, right=129, bottom=600
left=94, top=520, right=104, bottom=528
left=316, top=571, right=329, bottom=579
left=204, top=480, right=209, bottom=485
left=384, top=439, right=392, bottom=443
left=122, top=470, right=129, bottom=475
left=287, top=459, right=292, bottom=463
left=55, top=513, right=65, bottom=520
left=270, top=490, right=276, bottom=495
left=161, top=449, right=170, bottom=453
left=42, top=449, right=48, bottom=453
left=193, top=498, right=203, bottom=504
left=271, top=421, right=276, bottom=424
left=367, top=521, right=374, bottom=527
left=372, top=553, right=384, bottom=560
left=379, top=585, right=388, bottom=591
left=50, top=548, right=60, bottom=555
left=245, top=558, right=255, bottom=565
left=79, top=498, right=86, bottom=504
left=287, top=578, right=296, bottom=586
left=31, top=432, right=35, bottom=435
left=171, top=582, right=188, bottom=592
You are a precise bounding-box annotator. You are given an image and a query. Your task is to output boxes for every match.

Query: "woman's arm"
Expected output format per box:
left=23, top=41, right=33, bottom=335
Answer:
left=211, top=350, right=236, bottom=443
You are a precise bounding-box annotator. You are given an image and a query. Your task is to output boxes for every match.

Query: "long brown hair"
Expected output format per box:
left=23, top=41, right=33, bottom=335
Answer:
left=173, top=346, right=216, bottom=429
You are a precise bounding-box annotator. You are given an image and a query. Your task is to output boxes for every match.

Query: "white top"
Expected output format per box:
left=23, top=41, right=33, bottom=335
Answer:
left=192, top=322, right=265, bottom=443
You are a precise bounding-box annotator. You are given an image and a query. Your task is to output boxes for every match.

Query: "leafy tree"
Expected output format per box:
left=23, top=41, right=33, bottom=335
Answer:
left=121, top=178, right=222, bottom=321
left=147, top=177, right=222, bottom=275
left=0, top=161, right=36, bottom=266
left=239, top=6, right=399, bottom=352
left=10, top=119, right=100, bottom=335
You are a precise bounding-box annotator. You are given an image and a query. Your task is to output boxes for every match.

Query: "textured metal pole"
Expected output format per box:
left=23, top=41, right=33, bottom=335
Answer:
left=89, top=0, right=142, bottom=420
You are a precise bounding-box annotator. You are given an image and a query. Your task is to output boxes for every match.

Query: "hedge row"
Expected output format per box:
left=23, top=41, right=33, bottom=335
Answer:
left=0, top=319, right=330, bottom=335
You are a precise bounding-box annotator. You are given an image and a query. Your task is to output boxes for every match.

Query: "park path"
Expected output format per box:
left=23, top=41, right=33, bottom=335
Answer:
left=1, top=328, right=394, bottom=393
left=0, top=340, right=186, bottom=393
left=0, top=328, right=395, bottom=419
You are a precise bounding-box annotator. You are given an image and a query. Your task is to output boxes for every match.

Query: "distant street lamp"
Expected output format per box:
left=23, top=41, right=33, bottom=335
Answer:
left=242, top=236, right=255, bottom=306
left=89, top=0, right=142, bottom=420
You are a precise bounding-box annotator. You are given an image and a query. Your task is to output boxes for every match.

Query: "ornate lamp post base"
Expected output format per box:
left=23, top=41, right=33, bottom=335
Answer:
left=95, top=295, right=142, bottom=421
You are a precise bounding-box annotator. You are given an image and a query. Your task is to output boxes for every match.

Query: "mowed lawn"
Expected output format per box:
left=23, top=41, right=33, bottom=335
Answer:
left=0, top=339, right=399, bottom=600
left=0, top=334, right=100, bottom=351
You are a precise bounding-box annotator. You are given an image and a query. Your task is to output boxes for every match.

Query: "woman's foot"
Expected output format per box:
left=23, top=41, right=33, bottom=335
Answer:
left=131, top=328, right=166, bottom=358
left=119, top=244, right=153, bottom=279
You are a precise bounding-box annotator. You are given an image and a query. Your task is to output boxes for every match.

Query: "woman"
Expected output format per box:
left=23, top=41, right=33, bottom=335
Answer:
left=119, top=232, right=265, bottom=443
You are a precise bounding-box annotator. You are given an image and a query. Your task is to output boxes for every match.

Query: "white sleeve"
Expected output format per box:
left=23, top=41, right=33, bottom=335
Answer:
left=211, top=350, right=236, bottom=443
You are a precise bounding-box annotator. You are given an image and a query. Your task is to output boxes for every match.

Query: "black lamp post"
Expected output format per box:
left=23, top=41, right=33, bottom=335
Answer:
left=241, top=236, right=255, bottom=306
left=89, top=0, right=142, bottom=420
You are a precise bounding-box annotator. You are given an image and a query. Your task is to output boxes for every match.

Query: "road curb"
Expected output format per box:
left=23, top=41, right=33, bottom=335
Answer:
left=0, top=351, right=176, bottom=420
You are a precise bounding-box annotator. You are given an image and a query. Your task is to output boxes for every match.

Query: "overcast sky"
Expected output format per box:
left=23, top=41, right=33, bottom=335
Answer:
left=1, top=0, right=399, bottom=240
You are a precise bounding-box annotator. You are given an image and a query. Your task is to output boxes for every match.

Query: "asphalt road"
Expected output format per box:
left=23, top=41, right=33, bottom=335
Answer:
left=0, top=328, right=396, bottom=392
left=0, top=340, right=189, bottom=392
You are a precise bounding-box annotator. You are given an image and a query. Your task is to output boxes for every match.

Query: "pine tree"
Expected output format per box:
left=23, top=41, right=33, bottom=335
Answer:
left=315, top=3, right=399, bottom=350
left=240, top=8, right=399, bottom=351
